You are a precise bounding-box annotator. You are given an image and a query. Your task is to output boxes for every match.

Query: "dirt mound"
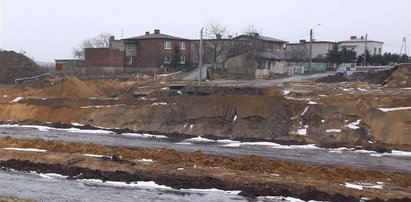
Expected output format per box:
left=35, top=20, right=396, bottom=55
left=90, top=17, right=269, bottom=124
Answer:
left=180, top=86, right=273, bottom=96
left=385, top=65, right=411, bottom=87
left=22, top=77, right=103, bottom=98
left=349, top=69, right=395, bottom=84
left=0, top=50, right=44, bottom=84
left=315, top=75, right=348, bottom=83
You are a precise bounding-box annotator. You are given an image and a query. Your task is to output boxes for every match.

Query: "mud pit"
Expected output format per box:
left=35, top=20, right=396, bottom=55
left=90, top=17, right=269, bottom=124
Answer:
left=0, top=137, right=410, bottom=201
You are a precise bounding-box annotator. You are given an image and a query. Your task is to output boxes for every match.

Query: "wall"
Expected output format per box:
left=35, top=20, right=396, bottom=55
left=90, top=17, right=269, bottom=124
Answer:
left=85, top=48, right=124, bottom=67
left=286, top=42, right=335, bottom=60
left=339, top=41, right=383, bottom=56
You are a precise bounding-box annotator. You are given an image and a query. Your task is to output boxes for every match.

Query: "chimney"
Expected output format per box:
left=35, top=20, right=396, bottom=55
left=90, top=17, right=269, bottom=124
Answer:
left=228, top=35, right=233, bottom=39
left=254, top=33, right=259, bottom=37
left=109, top=36, right=115, bottom=41
left=360, top=36, right=364, bottom=40
left=300, top=39, right=306, bottom=43
left=350, top=36, right=357, bottom=40
left=154, top=29, right=160, bottom=34
left=216, top=34, right=222, bottom=39
left=145, top=31, right=150, bottom=35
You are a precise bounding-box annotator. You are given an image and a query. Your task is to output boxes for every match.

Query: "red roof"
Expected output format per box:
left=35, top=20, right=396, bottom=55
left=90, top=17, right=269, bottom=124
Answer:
left=123, top=33, right=189, bottom=41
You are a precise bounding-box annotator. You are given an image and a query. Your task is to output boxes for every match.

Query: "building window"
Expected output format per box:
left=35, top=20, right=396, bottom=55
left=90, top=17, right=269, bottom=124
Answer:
left=379, top=48, right=381, bottom=54
left=164, top=41, right=172, bottom=49
left=164, top=56, right=171, bottom=64
left=179, top=42, right=186, bottom=50
left=374, top=48, right=377, bottom=54
left=180, top=56, right=186, bottom=64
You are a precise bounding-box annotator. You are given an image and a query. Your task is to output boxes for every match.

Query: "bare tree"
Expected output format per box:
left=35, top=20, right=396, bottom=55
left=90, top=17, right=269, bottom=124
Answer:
left=73, top=33, right=112, bottom=59
left=202, top=22, right=232, bottom=68
left=286, top=46, right=308, bottom=62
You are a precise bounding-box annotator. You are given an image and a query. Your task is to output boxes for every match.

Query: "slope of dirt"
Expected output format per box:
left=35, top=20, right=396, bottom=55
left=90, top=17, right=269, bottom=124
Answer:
left=0, top=137, right=410, bottom=200
left=21, top=77, right=103, bottom=98
left=0, top=50, right=43, bottom=84
left=315, top=75, right=348, bottom=83
left=385, top=65, right=411, bottom=88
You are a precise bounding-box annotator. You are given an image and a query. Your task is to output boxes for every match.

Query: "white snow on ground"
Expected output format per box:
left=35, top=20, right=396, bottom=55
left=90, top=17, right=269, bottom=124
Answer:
left=344, top=182, right=383, bottom=190
left=121, top=133, right=168, bottom=139
left=71, top=122, right=84, bottom=126
left=222, top=141, right=319, bottom=149
left=401, top=87, right=411, bottom=90
left=357, top=88, right=368, bottom=92
left=283, top=90, right=290, bottom=95
left=256, top=196, right=305, bottom=202
left=3, top=95, right=8, bottom=98
left=161, top=87, right=168, bottom=90
left=300, top=106, right=309, bottom=116
left=308, top=101, right=317, bottom=105
left=41, top=98, right=47, bottom=100
left=81, top=179, right=173, bottom=189
left=38, top=173, right=66, bottom=179
left=216, top=139, right=241, bottom=144
left=370, top=150, right=411, bottom=157
left=326, top=129, right=342, bottom=133
left=297, top=128, right=307, bottom=136
left=181, top=188, right=241, bottom=195
left=66, top=128, right=114, bottom=134
left=378, top=107, right=411, bottom=112
left=82, top=154, right=106, bottom=158
left=233, top=115, right=237, bottom=121
left=0, top=124, right=114, bottom=134
left=9, top=97, right=23, bottom=103
left=176, top=142, right=192, bottom=145
left=137, top=158, right=154, bottom=163
left=186, top=136, right=216, bottom=143
left=80, top=104, right=126, bottom=109
left=3, top=147, right=47, bottom=152
left=176, top=168, right=184, bottom=171
left=151, top=102, right=167, bottom=106
left=346, top=119, right=361, bottom=129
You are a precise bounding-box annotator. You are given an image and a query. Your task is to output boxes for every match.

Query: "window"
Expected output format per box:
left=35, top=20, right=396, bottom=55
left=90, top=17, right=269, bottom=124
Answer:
left=164, top=41, right=172, bottom=49
left=374, top=48, right=377, bottom=54
left=379, top=48, right=382, bottom=54
left=179, top=42, right=186, bottom=50
left=180, top=56, right=186, bottom=64
left=164, top=56, right=171, bottom=64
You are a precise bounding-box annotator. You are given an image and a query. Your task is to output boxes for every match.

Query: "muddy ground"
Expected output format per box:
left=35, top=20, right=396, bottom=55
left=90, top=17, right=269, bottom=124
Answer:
left=0, top=65, right=410, bottom=200
left=0, top=137, right=410, bottom=201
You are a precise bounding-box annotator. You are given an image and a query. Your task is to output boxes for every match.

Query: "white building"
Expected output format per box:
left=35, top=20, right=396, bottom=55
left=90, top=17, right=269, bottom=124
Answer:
left=285, top=40, right=337, bottom=60
left=338, top=36, right=383, bottom=56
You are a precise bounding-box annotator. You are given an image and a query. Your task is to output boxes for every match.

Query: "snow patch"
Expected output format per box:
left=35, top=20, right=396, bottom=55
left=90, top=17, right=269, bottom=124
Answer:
left=346, top=119, right=361, bottom=129
left=378, top=107, right=411, bottom=112
left=3, top=147, right=47, bottom=152
left=121, top=133, right=168, bottom=139
left=326, top=129, right=342, bottom=133
left=186, top=136, right=215, bottom=143
left=137, top=158, right=154, bottom=163
left=82, top=154, right=106, bottom=158
left=357, top=88, right=368, bottom=92
left=80, top=104, right=125, bottom=109
left=344, top=182, right=383, bottom=190
left=283, top=90, right=290, bottom=95
left=233, top=115, right=237, bottom=121
left=151, top=102, right=167, bottom=106
left=181, top=188, right=241, bottom=195
left=308, top=101, right=317, bottom=105
left=300, top=106, right=309, bottom=116
left=10, top=97, right=23, bottom=103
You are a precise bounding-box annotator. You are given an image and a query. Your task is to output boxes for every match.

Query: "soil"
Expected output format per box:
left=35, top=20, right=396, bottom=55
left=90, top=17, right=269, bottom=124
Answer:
left=0, top=137, right=410, bottom=201
left=385, top=65, right=411, bottom=88
left=0, top=50, right=44, bottom=84
left=315, top=75, right=348, bottom=83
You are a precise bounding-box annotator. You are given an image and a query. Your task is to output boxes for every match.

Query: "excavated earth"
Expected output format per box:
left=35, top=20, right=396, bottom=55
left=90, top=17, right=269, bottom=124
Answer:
left=0, top=137, right=410, bottom=201
left=0, top=65, right=410, bottom=200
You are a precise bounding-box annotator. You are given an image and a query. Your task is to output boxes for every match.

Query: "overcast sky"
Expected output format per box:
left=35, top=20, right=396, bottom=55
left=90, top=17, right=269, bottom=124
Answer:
left=1, top=0, right=410, bottom=62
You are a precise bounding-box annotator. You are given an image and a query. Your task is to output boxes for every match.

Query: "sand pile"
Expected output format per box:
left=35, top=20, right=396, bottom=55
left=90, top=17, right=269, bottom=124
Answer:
left=22, top=77, right=103, bottom=98
left=385, top=65, right=411, bottom=87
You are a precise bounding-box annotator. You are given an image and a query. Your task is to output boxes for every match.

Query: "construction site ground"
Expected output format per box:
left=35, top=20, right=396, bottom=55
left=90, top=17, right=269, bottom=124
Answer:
left=0, top=65, right=410, bottom=201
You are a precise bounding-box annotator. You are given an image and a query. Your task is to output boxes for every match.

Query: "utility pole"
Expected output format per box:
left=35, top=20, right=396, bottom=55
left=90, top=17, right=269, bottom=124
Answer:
left=198, top=28, right=204, bottom=85
left=308, top=24, right=321, bottom=72
left=364, top=34, right=368, bottom=66
left=309, top=29, right=313, bottom=72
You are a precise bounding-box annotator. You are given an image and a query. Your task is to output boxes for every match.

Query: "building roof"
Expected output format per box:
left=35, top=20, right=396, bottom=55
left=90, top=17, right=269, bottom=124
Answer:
left=123, top=33, right=189, bottom=41
left=233, top=34, right=288, bottom=43
left=338, top=39, right=383, bottom=44
left=255, top=52, right=285, bottom=60
left=286, top=41, right=337, bottom=45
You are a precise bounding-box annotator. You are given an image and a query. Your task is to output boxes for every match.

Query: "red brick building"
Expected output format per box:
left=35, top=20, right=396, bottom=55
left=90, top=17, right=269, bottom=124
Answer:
left=85, top=29, right=191, bottom=72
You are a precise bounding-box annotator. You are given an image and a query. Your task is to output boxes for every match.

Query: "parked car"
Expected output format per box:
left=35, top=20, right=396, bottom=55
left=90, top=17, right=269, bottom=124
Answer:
left=335, top=67, right=347, bottom=76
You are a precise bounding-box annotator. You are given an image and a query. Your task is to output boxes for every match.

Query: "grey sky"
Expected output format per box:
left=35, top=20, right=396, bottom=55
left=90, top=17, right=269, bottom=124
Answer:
left=1, top=0, right=410, bottom=62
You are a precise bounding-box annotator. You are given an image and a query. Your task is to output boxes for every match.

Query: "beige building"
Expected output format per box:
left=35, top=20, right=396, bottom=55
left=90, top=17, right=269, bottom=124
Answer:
left=338, top=36, right=383, bottom=56
left=285, top=40, right=337, bottom=61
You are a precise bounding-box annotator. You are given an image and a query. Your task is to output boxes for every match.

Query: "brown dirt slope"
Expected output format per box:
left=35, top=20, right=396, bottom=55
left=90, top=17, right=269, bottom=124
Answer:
left=21, top=77, right=103, bottom=98
left=385, top=64, right=411, bottom=87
